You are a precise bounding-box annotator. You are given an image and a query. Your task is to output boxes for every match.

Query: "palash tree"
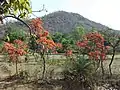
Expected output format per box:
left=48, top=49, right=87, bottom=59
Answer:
left=63, top=32, right=109, bottom=89
left=0, top=0, right=62, bottom=80
left=76, top=32, right=109, bottom=75
left=30, top=18, right=62, bottom=79
left=2, top=40, right=27, bottom=75
left=0, top=0, right=32, bottom=78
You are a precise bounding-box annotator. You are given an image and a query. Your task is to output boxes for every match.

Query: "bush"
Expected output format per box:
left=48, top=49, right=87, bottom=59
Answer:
left=63, top=55, right=96, bottom=89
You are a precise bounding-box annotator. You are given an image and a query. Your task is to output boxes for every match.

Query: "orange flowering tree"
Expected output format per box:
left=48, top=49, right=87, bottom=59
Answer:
left=2, top=40, right=27, bottom=75
left=76, top=32, right=109, bottom=75
left=30, top=18, right=62, bottom=78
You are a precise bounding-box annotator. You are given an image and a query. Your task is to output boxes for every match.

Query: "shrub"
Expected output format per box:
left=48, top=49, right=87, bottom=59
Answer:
left=63, top=55, right=96, bottom=89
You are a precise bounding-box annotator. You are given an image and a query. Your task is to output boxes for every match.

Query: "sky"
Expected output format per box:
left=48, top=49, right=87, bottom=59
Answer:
left=31, top=0, right=120, bottom=30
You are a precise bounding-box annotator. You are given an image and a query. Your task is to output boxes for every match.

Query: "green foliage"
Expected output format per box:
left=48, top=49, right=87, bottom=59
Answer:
left=1, top=0, right=32, bottom=18
left=52, top=32, right=63, bottom=43
left=4, top=27, right=27, bottom=42
left=52, top=26, right=86, bottom=52
left=52, top=32, right=75, bottom=52
left=100, top=29, right=120, bottom=53
left=63, top=55, right=96, bottom=89
left=28, top=35, right=38, bottom=51
left=74, top=55, right=95, bottom=74
left=0, top=41, right=4, bottom=52
left=72, top=26, right=85, bottom=41
left=64, top=55, right=95, bottom=75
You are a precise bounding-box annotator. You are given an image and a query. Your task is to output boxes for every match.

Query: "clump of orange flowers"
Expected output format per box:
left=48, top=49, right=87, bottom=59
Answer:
left=76, top=32, right=109, bottom=61
left=2, top=40, right=27, bottom=62
left=31, top=18, right=62, bottom=52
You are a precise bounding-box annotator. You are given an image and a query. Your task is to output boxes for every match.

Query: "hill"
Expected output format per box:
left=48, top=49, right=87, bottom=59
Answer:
left=42, top=11, right=110, bottom=33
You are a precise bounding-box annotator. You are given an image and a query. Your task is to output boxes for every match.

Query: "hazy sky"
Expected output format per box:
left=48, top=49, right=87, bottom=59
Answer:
left=31, top=0, right=120, bottom=30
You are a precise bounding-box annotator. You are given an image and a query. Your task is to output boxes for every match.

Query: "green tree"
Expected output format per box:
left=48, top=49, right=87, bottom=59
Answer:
left=0, top=0, right=32, bottom=18
left=52, top=32, right=75, bottom=52
left=72, top=26, right=85, bottom=41
left=52, top=32, right=63, bottom=43
left=4, top=26, right=27, bottom=42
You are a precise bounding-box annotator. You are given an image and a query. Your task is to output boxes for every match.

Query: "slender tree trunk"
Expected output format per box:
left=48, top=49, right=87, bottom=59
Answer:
left=95, top=59, right=100, bottom=72
left=42, top=56, right=46, bottom=79
left=109, top=47, right=115, bottom=76
left=41, top=53, right=46, bottom=79
left=46, top=52, right=49, bottom=60
left=16, top=58, right=18, bottom=76
left=101, top=60, right=104, bottom=76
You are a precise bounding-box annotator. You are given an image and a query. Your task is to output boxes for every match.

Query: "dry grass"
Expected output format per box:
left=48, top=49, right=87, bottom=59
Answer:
left=0, top=54, right=120, bottom=90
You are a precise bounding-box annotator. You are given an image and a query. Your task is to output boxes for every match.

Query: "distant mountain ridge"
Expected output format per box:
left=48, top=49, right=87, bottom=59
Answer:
left=42, top=11, right=110, bottom=33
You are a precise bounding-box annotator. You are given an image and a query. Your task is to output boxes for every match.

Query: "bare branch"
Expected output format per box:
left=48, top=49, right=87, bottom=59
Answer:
left=3, top=15, right=32, bottom=36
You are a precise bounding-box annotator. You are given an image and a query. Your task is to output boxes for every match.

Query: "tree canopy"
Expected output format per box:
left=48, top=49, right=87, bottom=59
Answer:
left=0, top=0, right=32, bottom=18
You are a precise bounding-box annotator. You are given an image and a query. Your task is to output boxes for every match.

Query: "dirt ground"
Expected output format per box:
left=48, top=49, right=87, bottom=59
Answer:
left=0, top=54, right=120, bottom=90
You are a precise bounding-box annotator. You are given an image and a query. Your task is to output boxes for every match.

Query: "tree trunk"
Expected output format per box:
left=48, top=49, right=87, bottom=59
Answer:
left=16, top=58, right=18, bottom=76
left=109, top=47, right=115, bottom=76
left=101, top=60, right=104, bottom=76
left=41, top=53, right=46, bottom=79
